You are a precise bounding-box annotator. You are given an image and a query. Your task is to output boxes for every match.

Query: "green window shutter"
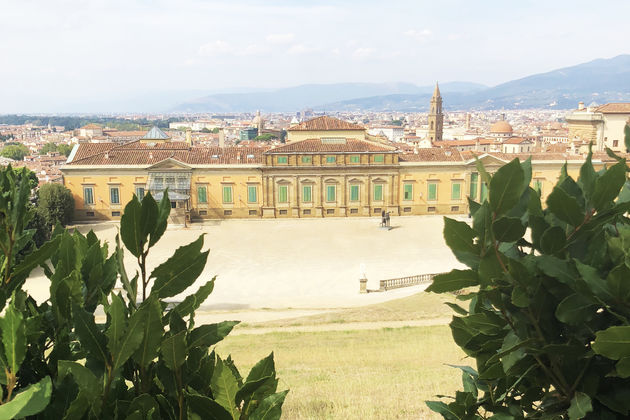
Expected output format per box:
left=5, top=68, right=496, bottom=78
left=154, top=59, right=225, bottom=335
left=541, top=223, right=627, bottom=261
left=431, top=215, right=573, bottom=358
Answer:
left=534, top=180, right=543, bottom=194
left=350, top=155, right=360, bottom=163
left=350, top=185, right=359, bottom=201
left=326, top=185, right=336, bottom=202
left=302, top=185, right=312, bottom=202
left=197, top=186, right=207, bottom=203
left=451, top=182, right=461, bottom=200
left=277, top=156, right=288, bottom=164
left=222, top=186, right=232, bottom=203
left=301, top=156, right=311, bottom=163
left=278, top=185, right=288, bottom=203
left=84, top=187, right=94, bottom=205
left=374, top=184, right=383, bottom=201
left=374, top=154, right=384, bottom=163
left=326, top=156, right=336, bottom=163
left=469, top=173, right=478, bottom=199
left=480, top=182, right=488, bottom=202
left=110, top=187, right=120, bottom=204
left=403, top=184, right=413, bottom=200
left=428, top=183, right=437, bottom=201
left=247, top=185, right=257, bottom=203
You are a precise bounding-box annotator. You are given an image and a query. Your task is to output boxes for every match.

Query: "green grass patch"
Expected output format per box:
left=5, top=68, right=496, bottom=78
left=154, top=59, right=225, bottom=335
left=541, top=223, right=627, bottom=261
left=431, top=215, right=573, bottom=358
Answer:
left=216, top=324, right=466, bottom=419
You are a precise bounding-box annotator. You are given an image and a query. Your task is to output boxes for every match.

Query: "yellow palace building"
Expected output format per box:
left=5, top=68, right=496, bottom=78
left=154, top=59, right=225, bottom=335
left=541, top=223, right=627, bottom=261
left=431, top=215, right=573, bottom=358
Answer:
left=61, top=116, right=606, bottom=222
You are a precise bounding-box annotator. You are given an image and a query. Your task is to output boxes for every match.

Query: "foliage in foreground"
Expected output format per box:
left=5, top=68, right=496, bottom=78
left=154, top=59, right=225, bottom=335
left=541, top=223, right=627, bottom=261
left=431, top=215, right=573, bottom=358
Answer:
left=0, top=165, right=286, bottom=419
left=427, top=148, right=630, bottom=419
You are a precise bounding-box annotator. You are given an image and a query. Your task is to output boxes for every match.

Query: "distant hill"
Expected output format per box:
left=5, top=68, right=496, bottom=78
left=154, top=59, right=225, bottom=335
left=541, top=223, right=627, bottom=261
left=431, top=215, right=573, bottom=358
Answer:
left=320, top=55, right=630, bottom=111
left=171, top=82, right=486, bottom=113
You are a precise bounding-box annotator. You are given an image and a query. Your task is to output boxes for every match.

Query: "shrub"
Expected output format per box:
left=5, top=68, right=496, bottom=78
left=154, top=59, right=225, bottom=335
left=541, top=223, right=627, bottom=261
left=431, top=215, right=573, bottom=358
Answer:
left=426, top=149, right=630, bottom=419
left=0, top=166, right=286, bottom=419
left=36, top=183, right=74, bottom=228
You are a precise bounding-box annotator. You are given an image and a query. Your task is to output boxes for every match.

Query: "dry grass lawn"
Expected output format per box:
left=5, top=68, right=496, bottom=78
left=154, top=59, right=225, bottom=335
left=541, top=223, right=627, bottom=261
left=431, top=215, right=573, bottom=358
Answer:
left=216, top=291, right=468, bottom=419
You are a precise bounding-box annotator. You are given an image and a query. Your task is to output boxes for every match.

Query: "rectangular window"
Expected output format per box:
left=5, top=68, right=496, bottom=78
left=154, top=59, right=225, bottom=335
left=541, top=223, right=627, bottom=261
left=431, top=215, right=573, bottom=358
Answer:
left=277, top=156, right=288, bottom=164
left=403, top=184, right=413, bottom=201
left=427, top=183, right=437, bottom=201
left=326, top=209, right=334, bottom=215
left=83, top=187, right=94, bottom=205
left=302, top=185, right=312, bottom=202
left=350, top=208, right=358, bottom=214
left=403, top=207, right=411, bottom=212
left=326, top=185, right=336, bottom=202
left=326, top=156, right=336, bottom=163
left=451, top=182, right=462, bottom=200
left=350, top=155, right=360, bottom=163
left=199, top=210, right=207, bottom=216
left=374, top=154, right=384, bottom=163
left=350, top=185, right=359, bottom=202
left=224, top=210, right=232, bottom=216
left=480, top=182, right=488, bottom=202
left=249, top=210, right=257, bottom=216
left=222, top=185, right=233, bottom=203
left=469, top=173, right=478, bottom=199
left=303, top=209, right=311, bottom=215
left=86, top=211, right=95, bottom=217
left=111, top=211, right=121, bottom=217
left=451, top=206, right=460, bottom=212
left=373, top=208, right=382, bottom=213
left=110, top=187, right=120, bottom=204
left=301, top=156, right=312, bottom=164
left=278, top=185, right=288, bottom=203
left=373, top=184, right=383, bottom=201
left=279, top=209, right=287, bottom=215
left=197, top=186, right=207, bottom=203
left=135, top=186, right=145, bottom=199
left=428, top=206, right=436, bottom=212
left=247, top=185, right=257, bottom=203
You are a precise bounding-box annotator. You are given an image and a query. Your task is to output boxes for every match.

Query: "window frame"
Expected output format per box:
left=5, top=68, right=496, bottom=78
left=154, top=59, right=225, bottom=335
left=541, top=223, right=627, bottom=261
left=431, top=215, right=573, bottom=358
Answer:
left=373, top=154, right=384, bottom=163
left=350, top=185, right=360, bottom=202
left=427, top=182, right=438, bottom=201
left=222, top=185, right=233, bottom=204
left=301, top=155, right=312, bottom=164
left=373, top=184, right=383, bottom=201
left=83, top=186, right=94, bottom=205
left=197, top=185, right=208, bottom=204
left=451, top=182, right=462, bottom=200
left=278, top=185, right=288, bottom=203
left=110, top=186, right=120, bottom=205
left=469, top=172, right=478, bottom=200
left=326, top=185, right=336, bottom=202
left=247, top=185, right=257, bottom=203
left=403, top=183, right=413, bottom=201
left=325, top=156, right=336, bottom=164
left=349, top=155, right=360, bottom=164
left=277, top=156, right=288, bottom=164
left=135, top=186, right=145, bottom=199
left=302, top=185, right=312, bottom=203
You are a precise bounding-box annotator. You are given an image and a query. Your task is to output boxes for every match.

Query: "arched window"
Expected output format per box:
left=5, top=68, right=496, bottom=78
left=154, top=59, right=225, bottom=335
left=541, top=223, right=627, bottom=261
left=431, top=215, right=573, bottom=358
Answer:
left=430, top=121, right=434, bottom=130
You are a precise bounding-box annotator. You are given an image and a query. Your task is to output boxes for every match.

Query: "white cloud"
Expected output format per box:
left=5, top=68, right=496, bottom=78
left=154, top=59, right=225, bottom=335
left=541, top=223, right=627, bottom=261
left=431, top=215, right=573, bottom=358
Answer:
left=266, top=33, right=295, bottom=44
left=331, top=48, right=341, bottom=55
left=235, top=44, right=269, bottom=56
left=198, top=40, right=231, bottom=56
left=286, top=44, right=318, bottom=55
left=405, top=29, right=433, bottom=42
left=352, top=47, right=374, bottom=59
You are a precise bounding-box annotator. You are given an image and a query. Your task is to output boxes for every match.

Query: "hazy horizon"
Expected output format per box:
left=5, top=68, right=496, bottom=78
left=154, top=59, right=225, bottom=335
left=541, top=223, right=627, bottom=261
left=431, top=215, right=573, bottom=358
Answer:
left=2, top=0, right=629, bottom=113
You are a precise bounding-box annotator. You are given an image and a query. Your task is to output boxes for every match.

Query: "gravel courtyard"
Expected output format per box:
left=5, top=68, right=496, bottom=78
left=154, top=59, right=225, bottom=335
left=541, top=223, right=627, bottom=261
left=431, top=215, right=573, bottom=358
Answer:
left=25, top=215, right=465, bottom=318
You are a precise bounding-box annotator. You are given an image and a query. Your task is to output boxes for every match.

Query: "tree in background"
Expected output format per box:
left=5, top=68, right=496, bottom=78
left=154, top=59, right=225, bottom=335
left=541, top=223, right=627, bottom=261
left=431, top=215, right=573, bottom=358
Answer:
left=253, top=133, right=278, bottom=142
left=1, top=143, right=30, bottom=160
left=57, top=144, right=73, bottom=157
left=39, top=142, right=57, bottom=155
left=36, top=183, right=74, bottom=229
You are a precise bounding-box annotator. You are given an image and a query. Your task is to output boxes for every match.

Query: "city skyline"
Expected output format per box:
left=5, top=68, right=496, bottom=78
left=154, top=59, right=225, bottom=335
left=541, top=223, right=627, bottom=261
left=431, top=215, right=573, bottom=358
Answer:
left=2, top=0, right=629, bottom=113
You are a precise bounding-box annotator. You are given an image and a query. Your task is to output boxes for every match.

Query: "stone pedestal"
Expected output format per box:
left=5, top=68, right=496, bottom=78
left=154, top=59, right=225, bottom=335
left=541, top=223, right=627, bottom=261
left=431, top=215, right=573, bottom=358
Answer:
left=359, top=277, right=368, bottom=294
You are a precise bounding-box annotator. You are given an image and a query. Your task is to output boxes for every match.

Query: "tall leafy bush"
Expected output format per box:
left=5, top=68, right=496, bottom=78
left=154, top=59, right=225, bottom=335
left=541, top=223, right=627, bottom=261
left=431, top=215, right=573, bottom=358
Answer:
left=427, top=149, right=630, bottom=419
left=0, top=165, right=286, bottom=419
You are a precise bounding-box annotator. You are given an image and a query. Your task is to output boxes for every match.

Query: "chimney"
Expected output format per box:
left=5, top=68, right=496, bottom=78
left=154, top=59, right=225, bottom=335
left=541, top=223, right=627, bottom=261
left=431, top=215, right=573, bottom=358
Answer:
left=185, top=129, right=192, bottom=146
left=578, top=101, right=585, bottom=110
left=413, top=147, right=418, bottom=154
left=465, top=113, right=471, bottom=130
left=475, top=138, right=480, bottom=151
left=149, top=151, right=153, bottom=160
left=219, top=129, right=225, bottom=148
left=104, top=152, right=109, bottom=159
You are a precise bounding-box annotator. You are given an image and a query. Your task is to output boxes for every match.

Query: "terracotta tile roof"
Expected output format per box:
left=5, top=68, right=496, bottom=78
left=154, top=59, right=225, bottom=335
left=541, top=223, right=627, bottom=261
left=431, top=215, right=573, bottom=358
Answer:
left=399, top=148, right=464, bottom=162
left=266, top=138, right=395, bottom=154
left=81, top=123, right=102, bottom=129
left=287, top=116, right=365, bottom=131
left=435, top=139, right=494, bottom=147
left=503, top=137, right=533, bottom=145
left=103, top=130, right=147, bottom=137
left=66, top=141, right=266, bottom=165
left=595, top=103, right=630, bottom=114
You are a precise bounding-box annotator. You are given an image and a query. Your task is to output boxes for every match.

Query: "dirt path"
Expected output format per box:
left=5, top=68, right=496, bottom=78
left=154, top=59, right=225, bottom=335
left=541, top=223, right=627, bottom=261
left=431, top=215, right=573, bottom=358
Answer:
left=231, top=317, right=452, bottom=335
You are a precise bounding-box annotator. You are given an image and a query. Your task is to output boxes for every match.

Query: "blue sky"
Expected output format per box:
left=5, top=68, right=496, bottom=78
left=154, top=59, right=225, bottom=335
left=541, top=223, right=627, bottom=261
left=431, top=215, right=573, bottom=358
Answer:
left=1, top=0, right=629, bottom=112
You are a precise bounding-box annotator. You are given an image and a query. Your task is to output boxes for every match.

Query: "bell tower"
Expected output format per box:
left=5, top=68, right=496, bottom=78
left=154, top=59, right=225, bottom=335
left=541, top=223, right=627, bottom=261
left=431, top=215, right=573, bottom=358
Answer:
left=428, top=82, right=443, bottom=142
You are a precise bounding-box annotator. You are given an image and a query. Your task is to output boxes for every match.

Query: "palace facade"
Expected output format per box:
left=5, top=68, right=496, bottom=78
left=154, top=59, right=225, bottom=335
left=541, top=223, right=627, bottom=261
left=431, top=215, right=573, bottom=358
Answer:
left=61, top=116, right=606, bottom=222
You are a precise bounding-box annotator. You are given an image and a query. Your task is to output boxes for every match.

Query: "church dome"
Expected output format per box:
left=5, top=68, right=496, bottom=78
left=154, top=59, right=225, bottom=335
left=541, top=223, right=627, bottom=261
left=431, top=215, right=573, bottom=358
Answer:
left=251, top=110, right=264, bottom=126
left=490, top=120, right=513, bottom=134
